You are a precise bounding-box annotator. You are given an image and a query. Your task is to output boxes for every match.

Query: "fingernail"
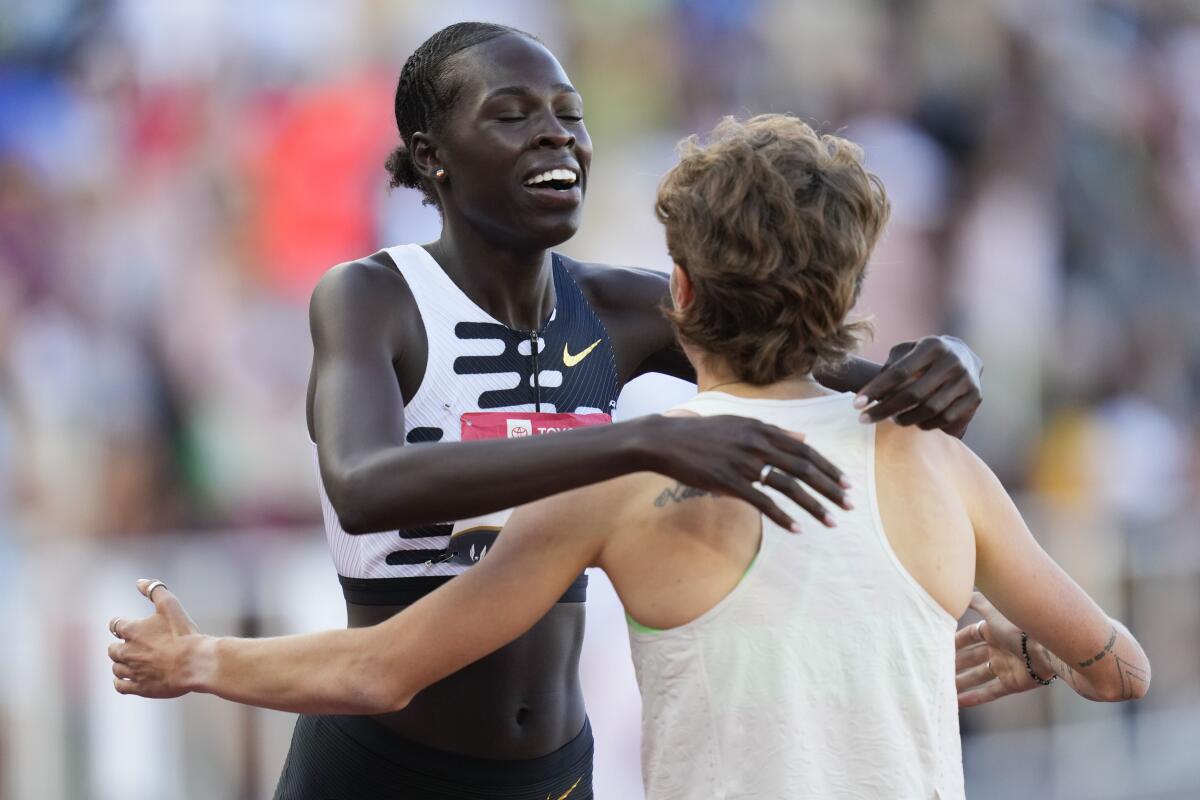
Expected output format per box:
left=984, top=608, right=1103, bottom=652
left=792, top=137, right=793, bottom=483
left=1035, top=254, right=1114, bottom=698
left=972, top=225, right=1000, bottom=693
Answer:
left=853, top=395, right=869, bottom=409
left=824, top=515, right=837, bottom=528
left=842, top=497, right=855, bottom=510
left=840, top=477, right=853, bottom=489
left=789, top=522, right=802, bottom=533
left=858, top=413, right=871, bottom=423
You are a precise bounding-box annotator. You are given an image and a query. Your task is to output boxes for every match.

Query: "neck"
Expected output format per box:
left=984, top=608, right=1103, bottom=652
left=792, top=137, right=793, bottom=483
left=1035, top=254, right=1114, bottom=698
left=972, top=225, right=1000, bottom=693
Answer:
left=426, top=215, right=555, bottom=332
left=695, top=363, right=832, bottom=401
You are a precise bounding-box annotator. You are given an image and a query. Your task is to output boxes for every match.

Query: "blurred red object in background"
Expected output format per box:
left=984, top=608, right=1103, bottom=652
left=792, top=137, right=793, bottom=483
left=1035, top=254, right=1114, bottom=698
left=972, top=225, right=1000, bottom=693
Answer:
left=247, top=72, right=393, bottom=301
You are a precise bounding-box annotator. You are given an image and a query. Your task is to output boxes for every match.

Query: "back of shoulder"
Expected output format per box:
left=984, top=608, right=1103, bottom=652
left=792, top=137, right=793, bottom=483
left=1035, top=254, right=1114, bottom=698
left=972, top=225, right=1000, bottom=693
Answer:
left=517, top=469, right=709, bottom=548
left=593, top=469, right=755, bottom=548
left=874, top=420, right=965, bottom=473
left=558, top=256, right=669, bottom=315
left=874, top=420, right=996, bottom=515
left=526, top=470, right=660, bottom=531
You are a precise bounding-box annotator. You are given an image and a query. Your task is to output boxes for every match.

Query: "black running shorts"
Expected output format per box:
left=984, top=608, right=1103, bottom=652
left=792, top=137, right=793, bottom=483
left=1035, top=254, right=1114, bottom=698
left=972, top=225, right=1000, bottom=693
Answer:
left=273, top=714, right=594, bottom=799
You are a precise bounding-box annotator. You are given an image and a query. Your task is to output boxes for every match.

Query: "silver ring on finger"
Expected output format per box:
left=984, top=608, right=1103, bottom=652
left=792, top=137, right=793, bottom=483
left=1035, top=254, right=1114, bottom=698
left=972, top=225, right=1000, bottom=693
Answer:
left=145, top=580, right=167, bottom=601
left=110, top=617, right=122, bottom=639
left=758, top=464, right=774, bottom=484
left=974, top=619, right=985, bottom=643
left=986, top=659, right=995, bottom=677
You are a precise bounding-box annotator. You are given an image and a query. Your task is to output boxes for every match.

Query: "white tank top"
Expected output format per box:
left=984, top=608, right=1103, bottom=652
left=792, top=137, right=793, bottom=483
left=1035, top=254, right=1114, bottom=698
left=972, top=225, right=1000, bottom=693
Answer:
left=311, top=243, right=619, bottom=605
left=628, top=391, right=964, bottom=799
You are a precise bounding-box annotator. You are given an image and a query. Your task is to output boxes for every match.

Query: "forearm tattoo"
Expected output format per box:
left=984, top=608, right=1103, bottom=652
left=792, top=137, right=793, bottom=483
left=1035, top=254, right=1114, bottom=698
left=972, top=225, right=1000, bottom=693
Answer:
left=654, top=483, right=712, bottom=507
left=1042, top=627, right=1148, bottom=701
left=1078, top=628, right=1117, bottom=668
left=1038, top=646, right=1084, bottom=693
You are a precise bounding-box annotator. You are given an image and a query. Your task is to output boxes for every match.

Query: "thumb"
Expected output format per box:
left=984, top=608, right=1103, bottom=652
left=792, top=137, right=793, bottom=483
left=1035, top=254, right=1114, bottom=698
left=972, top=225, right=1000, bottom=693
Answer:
left=136, top=579, right=196, bottom=633
left=968, top=591, right=990, bottom=615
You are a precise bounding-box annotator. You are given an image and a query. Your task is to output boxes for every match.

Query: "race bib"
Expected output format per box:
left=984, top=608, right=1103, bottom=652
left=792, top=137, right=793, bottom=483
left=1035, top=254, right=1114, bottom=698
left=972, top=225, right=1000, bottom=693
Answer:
left=459, top=411, right=612, bottom=441
left=447, top=412, right=613, bottom=564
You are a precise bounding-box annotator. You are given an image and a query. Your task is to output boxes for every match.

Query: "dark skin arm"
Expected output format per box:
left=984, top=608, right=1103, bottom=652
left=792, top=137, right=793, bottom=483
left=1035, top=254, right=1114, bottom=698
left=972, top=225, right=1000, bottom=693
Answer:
left=569, top=261, right=984, bottom=438
left=308, top=254, right=850, bottom=535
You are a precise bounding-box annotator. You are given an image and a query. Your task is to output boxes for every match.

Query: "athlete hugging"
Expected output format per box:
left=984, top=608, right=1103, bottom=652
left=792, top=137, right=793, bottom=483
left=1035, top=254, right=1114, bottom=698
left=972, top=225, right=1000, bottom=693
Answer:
left=106, top=22, right=1148, bottom=800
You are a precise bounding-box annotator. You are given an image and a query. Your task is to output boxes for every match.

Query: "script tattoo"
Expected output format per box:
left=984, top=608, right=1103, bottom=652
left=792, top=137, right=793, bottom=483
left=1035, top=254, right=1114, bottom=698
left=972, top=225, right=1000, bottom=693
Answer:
left=1078, top=627, right=1118, bottom=668
left=654, top=483, right=712, bottom=507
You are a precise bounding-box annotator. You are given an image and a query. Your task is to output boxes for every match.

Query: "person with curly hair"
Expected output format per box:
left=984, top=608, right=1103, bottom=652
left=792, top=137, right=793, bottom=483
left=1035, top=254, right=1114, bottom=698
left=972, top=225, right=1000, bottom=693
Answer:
left=112, top=111, right=1146, bottom=798
left=108, top=23, right=991, bottom=799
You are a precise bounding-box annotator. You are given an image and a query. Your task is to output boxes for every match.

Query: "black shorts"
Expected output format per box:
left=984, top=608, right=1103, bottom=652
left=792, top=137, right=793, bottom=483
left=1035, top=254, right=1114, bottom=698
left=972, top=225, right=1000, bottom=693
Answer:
left=273, top=714, right=594, bottom=800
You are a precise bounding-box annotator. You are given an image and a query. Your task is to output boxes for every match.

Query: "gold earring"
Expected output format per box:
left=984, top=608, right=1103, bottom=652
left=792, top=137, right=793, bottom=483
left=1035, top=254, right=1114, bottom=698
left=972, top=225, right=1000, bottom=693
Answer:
left=434, top=167, right=446, bottom=180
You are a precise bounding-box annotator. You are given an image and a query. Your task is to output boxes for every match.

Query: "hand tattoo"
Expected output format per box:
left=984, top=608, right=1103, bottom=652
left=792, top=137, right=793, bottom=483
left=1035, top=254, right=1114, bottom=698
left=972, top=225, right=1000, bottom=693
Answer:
left=654, top=483, right=712, bottom=507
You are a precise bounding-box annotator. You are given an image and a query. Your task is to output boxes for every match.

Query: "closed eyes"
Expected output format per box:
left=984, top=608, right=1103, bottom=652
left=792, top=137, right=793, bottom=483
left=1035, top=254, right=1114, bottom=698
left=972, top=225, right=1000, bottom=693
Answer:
left=496, top=113, right=584, bottom=123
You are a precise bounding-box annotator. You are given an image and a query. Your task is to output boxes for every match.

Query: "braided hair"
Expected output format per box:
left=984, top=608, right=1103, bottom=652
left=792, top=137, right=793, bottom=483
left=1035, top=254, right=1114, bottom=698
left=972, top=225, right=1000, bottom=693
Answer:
left=385, top=22, right=535, bottom=205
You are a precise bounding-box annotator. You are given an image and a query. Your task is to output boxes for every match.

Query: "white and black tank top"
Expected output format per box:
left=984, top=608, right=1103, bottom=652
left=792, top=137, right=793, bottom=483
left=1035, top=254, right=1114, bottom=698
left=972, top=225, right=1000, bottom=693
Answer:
left=311, top=243, right=620, bottom=605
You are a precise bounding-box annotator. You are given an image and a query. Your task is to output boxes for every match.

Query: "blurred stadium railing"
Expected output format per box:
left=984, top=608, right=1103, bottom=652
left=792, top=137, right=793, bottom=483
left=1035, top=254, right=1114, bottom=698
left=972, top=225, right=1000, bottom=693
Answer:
left=6, top=495, right=1199, bottom=800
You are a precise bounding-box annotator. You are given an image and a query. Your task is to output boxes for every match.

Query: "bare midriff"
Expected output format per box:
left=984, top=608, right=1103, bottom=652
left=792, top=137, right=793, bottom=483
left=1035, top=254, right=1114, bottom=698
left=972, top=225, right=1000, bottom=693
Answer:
left=345, top=600, right=586, bottom=759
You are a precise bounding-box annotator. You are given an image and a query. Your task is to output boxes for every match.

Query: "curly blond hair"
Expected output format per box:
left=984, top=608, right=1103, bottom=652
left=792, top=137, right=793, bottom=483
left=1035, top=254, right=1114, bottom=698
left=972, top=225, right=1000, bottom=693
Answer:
left=656, top=114, right=890, bottom=384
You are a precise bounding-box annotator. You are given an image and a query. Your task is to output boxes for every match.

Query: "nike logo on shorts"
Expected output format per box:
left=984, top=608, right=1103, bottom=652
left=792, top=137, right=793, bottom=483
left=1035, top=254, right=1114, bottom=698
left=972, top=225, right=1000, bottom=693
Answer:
left=549, top=774, right=583, bottom=800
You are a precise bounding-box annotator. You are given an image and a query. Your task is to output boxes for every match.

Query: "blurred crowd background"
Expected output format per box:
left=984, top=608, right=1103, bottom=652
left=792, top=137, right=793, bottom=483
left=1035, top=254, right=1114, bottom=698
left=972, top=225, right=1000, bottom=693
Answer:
left=2, top=0, right=1198, bottom=798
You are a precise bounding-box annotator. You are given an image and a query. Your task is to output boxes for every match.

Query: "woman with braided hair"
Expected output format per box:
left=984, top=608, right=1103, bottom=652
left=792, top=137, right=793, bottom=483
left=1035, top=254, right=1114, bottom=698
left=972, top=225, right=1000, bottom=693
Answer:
left=108, top=24, right=987, bottom=799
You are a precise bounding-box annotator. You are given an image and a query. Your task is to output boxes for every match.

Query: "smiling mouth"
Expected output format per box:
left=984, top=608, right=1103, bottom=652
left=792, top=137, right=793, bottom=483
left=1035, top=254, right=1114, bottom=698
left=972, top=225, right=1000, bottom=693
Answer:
left=523, top=168, right=579, bottom=191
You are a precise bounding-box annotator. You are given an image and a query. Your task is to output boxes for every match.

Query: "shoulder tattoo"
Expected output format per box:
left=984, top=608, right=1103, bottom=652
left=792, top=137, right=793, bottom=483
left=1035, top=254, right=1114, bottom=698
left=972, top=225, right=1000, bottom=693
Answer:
left=654, top=482, right=712, bottom=507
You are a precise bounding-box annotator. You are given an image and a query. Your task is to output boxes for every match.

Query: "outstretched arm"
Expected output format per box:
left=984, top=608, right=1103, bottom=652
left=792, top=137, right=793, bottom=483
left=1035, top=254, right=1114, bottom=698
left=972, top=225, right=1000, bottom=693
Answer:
left=108, top=489, right=611, bottom=714
left=953, top=444, right=1150, bottom=705
left=956, top=592, right=1146, bottom=707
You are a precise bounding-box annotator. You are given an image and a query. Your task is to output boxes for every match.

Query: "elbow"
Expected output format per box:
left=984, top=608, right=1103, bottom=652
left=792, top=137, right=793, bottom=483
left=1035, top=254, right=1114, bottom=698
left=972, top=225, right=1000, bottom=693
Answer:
left=1094, top=660, right=1152, bottom=702
left=324, top=467, right=380, bottom=534
left=336, top=506, right=372, bottom=536
left=343, top=639, right=415, bottom=714
left=382, top=687, right=415, bottom=714
left=1092, top=683, right=1145, bottom=703
left=1134, top=672, right=1151, bottom=700
left=1123, top=667, right=1152, bottom=702
left=357, top=674, right=414, bottom=715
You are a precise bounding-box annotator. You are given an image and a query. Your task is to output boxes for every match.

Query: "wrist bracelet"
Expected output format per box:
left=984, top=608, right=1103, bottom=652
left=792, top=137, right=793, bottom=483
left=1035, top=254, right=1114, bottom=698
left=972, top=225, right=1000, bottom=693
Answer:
left=1021, top=632, right=1057, bottom=686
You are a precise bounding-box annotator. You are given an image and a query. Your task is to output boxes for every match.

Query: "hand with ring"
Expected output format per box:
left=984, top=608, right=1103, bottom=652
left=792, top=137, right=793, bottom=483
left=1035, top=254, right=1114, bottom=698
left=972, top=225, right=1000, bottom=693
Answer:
left=954, top=591, right=1044, bottom=708
left=107, top=579, right=205, bottom=699
left=643, top=412, right=852, bottom=532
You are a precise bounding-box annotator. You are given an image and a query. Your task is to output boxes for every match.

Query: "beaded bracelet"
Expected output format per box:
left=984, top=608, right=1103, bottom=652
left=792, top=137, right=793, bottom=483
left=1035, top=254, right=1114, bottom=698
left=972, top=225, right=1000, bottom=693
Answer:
left=1021, top=632, right=1057, bottom=686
